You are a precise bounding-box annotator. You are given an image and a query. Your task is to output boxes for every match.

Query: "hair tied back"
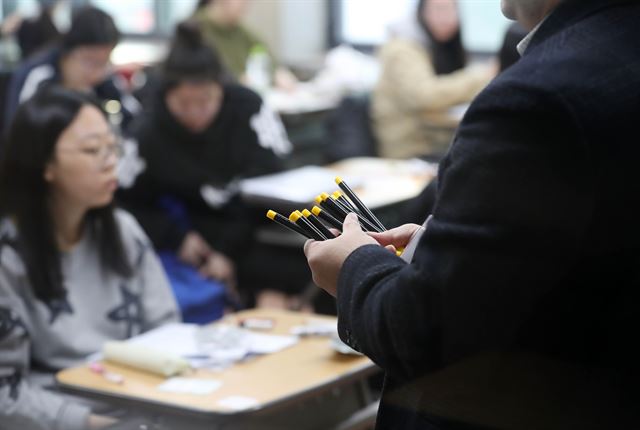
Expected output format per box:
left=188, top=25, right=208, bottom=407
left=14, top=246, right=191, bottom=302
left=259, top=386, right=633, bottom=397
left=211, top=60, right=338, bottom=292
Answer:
left=175, top=21, right=204, bottom=49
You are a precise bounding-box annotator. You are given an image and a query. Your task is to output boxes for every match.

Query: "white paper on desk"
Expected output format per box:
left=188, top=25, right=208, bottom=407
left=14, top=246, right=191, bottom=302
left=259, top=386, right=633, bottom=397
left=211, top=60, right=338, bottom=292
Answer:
left=157, top=377, right=222, bottom=395
left=290, top=319, right=337, bottom=337
left=217, top=395, right=260, bottom=411
left=245, top=331, right=298, bottom=354
left=129, top=323, right=200, bottom=357
left=239, top=166, right=360, bottom=205
left=126, top=323, right=298, bottom=368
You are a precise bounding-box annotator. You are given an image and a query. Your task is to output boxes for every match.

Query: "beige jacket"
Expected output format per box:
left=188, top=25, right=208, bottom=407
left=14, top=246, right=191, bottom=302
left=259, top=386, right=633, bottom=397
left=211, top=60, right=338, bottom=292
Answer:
left=372, top=38, right=493, bottom=159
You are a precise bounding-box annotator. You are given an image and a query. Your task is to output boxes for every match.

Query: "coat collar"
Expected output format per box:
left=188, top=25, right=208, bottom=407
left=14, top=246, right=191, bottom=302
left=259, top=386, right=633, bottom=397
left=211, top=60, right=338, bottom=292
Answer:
left=524, top=0, right=636, bottom=55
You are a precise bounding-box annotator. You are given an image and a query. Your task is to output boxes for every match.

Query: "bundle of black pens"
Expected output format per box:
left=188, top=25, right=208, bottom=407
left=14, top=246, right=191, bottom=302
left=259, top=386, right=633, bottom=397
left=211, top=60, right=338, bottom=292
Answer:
left=266, top=177, right=386, bottom=241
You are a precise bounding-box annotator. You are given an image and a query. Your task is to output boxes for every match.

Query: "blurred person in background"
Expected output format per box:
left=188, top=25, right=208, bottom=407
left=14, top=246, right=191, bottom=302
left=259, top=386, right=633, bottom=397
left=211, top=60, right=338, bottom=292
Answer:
left=0, top=87, right=178, bottom=430
left=0, top=0, right=62, bottom=60
left=193, top=0, right=297, bottom=90
left=119, top=22, right=302, bottom=311
left=3, top=6, right=140, bottom=135
left=373, top=0, right=495, bottom=160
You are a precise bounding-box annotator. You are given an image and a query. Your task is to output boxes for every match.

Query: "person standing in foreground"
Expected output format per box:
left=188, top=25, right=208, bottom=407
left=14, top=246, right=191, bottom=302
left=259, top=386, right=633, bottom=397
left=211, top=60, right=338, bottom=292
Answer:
left=304, top=0, right=640, bottom=429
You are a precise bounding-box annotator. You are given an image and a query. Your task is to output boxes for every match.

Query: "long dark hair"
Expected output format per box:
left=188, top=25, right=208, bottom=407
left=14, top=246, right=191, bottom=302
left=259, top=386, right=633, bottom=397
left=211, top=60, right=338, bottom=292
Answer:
left=0, top=87, right=132, bottom=303
left=417, top=0, right=466, bottom=75
left=196, top=0, right=213, bottom=11
left=162, top=20, right=224, bottom=92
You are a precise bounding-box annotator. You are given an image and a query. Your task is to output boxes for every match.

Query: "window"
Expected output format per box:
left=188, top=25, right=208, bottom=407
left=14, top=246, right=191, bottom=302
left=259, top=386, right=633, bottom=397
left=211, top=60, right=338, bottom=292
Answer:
left=89, top=0, right=155, bottom=35
left=331, top=0, right=513, bottom=53
left=86, top=0, right=198, bottom=36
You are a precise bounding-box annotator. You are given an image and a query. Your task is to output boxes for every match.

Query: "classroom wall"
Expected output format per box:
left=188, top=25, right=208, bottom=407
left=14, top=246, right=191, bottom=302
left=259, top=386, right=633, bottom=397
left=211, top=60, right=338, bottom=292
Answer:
left=244, top=0, right=328, bottom=68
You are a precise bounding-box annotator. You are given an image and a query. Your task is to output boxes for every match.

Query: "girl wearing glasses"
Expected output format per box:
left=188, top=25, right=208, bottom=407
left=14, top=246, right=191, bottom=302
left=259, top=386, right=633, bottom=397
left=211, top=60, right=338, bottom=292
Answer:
left=3, top=7, right=139, bottom=135
left=0, top=87, right=179, bottom=429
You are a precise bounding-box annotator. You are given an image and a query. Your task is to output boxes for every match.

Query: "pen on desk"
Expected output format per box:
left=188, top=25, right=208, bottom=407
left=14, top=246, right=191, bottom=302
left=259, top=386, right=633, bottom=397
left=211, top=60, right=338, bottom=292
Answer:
left=301, top=209, right=334, bottom=239
left=311, top=206, right=343, bottom=230
left=335, top=177, right=387, bottom=231
left=89, top=362, right=124, bottom=384
left=266, top=210, right=313, bottom=239
left=289, top=210, right=327, bottom=240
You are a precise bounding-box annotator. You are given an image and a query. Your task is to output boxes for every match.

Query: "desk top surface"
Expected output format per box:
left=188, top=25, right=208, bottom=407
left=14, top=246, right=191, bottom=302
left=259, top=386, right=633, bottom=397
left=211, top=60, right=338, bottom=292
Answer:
left=240, top=157, right=437, bottom=211
left=56, top=309, right=377, bottom=417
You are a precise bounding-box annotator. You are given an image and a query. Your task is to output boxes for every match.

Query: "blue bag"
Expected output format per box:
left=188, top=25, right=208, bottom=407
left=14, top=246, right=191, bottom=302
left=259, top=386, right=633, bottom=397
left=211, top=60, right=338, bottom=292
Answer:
left=158, top=252, right=226, bottom=324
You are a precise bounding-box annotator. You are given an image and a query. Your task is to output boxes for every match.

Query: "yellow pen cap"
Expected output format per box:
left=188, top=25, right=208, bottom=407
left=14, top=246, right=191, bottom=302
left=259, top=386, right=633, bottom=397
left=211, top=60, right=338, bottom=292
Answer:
left=332, top=191, right=343, bottom=199
left=311, top=206, right=322, bottom=216
left=266, top=210, right=277, bottom=220
left=320, top=192, right=330, bottom=201
left=315, top=195, right=323, bottom=204
left=289, top=211, right=302, bottom=222
left=302, top=209, right=312, bottom=218
left=335, top=176, right=343, bottom=184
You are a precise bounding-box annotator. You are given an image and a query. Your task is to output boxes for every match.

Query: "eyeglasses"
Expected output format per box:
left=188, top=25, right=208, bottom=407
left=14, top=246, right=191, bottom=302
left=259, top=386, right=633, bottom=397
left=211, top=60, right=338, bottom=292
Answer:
left=78, top=142, right=124, bottom=165
left=60, top=131, right=124, bottom=167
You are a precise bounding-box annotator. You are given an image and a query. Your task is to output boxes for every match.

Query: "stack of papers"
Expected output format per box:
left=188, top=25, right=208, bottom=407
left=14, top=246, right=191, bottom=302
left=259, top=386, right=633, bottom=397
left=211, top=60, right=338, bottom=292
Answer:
left=129, top=323, right=298, bottom=370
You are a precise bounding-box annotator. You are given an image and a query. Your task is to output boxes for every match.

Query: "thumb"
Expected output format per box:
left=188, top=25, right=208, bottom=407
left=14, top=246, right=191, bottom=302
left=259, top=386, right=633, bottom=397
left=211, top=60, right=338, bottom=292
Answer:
left=342, top=212, right=362, bottom=234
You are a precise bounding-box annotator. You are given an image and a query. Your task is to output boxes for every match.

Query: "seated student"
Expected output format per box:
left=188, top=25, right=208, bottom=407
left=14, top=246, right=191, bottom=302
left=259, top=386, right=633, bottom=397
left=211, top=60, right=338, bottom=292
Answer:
left=0, top=87, right=179, bottom=430
left=0, top=0, right=61, bottom=60
left=372, top=0, right=495, bottom=160
left=119, top=22, right=293, bottom=308
left=3, top=6, right=139, bottom=134
left=193, top=0, right=298, bottom=90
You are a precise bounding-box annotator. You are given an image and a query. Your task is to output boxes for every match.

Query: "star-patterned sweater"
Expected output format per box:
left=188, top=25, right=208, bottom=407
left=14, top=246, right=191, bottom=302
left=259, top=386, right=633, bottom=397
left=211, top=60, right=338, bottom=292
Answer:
left=0, top=209, right=180, bottom=430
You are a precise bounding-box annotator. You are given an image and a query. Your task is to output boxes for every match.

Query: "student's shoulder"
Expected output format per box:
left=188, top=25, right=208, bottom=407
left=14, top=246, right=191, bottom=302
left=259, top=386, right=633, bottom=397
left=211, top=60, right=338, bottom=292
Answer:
left=0, top=218, right=26, bottom=278
left=12, top=47, right=57, bottom=81
left=113, top=209, right=150, bottom=244
left=224, top=84, right=262, bottom=104
left=223, top=84, right=263, bottom=114
left=379, top=37, right=426, bottom=60
left=113, top=209, right=155, bottom=269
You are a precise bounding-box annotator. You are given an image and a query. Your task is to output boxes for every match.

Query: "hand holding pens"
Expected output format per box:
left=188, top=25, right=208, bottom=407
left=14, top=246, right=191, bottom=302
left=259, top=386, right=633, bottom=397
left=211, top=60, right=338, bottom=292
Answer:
left=266, top=177, right=388, bottom=242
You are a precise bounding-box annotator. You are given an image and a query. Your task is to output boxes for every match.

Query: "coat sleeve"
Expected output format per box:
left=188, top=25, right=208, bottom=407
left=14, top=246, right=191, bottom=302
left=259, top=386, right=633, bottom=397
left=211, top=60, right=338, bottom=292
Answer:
left=336, top=81, right=595, bottom=381
left=0, top=254, right=90, bottom=430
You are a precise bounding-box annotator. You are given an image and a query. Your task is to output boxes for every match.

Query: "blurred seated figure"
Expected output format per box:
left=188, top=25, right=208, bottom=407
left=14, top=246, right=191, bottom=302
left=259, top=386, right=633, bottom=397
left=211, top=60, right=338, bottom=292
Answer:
left=325, top=93, right=378, bottom=162
left=3, top=6, right=140, bottom=134
left=0, top=87, right=179, bottom=430
left=193, top=0, right=298, bottom=91
left=373, top=0, right=495, bottom=160
left=119, top=22, right=298, bottom=313
left=0, top=0, right=61, bottom=60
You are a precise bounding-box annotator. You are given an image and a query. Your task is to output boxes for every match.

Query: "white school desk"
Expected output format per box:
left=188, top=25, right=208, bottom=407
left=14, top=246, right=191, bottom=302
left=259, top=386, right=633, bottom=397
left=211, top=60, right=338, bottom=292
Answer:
left=56, top=309, right=380, bottom=430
